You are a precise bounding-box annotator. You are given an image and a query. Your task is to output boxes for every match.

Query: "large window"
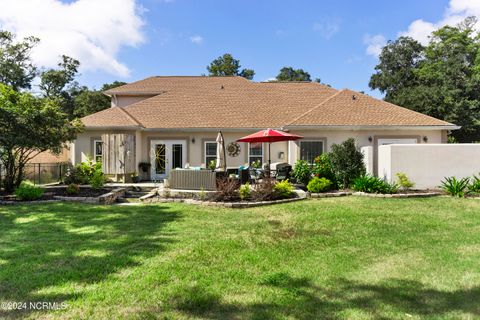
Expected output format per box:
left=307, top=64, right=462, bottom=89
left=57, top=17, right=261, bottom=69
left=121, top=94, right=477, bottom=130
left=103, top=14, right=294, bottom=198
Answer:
left=300, top=140, right=324, bottom=164
left=94, top=140, right=103, bottom=163
left=249, top=142, right=263, bottom=165
left=204, top=141, right=217, bottom=166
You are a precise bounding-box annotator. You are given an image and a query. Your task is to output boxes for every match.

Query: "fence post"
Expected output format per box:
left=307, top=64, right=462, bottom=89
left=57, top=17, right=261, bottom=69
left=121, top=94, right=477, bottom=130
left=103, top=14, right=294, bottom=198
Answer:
left=38, top=163, right=41, bottom=185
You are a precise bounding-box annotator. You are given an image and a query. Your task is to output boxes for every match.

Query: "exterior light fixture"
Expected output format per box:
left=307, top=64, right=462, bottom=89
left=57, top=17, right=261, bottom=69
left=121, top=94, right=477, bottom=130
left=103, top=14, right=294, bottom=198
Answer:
left=423, top=136, right=428, bottom=143
left=191, top=137, right=195, bottom=144
left=368, top=136, right=373, bottom=142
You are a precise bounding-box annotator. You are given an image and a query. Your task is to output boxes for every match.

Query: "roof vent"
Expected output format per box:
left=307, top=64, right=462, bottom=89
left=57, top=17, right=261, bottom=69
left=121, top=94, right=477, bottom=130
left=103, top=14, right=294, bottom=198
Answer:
left=352, top=95, right=356, bottom=100
left=220, top=85, right=224, bottom=90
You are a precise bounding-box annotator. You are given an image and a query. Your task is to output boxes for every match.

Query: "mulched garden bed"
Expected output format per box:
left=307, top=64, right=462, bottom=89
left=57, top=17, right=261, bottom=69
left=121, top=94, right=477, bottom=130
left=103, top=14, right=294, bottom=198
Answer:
left=0, top=187, right=114, bottom=203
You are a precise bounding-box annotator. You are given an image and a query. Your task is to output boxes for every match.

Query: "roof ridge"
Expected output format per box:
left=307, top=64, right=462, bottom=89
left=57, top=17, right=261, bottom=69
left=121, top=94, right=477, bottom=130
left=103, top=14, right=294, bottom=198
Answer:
left=285, top=89, right=344, bottom=126
left=116, top=106, right=144, bottom=127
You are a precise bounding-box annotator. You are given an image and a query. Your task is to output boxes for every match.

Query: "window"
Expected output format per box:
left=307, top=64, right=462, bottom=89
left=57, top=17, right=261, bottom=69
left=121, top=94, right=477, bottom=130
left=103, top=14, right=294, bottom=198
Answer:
left=248, top=142, right=263, bottom=165
left=172, top=144, right=183, bottom=169
left=94, top=140, right=103, bottom=163
left=204, top=141, right=217, bottom=166
left=300, top=140, right=324, bottom=164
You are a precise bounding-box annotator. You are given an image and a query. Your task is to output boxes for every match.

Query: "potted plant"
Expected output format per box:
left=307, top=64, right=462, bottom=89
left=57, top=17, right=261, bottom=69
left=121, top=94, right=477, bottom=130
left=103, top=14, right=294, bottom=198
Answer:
left=131, top=174, right=141, bottom=183
left=139, top=162, right=151, bottom=173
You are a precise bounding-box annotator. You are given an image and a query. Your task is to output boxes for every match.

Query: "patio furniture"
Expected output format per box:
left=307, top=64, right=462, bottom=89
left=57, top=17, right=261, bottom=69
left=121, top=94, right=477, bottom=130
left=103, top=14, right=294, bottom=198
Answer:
left=168, top=169, right=217, bottom=191
left=226, top=166, right=250, bottom=184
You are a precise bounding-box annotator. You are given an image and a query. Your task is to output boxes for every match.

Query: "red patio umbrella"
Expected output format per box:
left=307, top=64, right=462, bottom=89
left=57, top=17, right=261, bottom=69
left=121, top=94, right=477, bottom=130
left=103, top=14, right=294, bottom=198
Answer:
left=237, top=128, right=303, bottom=167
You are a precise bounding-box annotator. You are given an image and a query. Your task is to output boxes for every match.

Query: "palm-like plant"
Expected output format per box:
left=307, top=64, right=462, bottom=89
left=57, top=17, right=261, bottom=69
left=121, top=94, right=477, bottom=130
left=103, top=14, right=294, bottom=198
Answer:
left=441, top=176, right=470, bottom=197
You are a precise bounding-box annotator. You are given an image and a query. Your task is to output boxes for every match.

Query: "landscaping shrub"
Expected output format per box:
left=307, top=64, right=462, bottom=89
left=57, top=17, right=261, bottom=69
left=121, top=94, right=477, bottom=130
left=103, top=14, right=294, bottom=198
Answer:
left=292, top=160, right=311, bottom=185
left=66, top=183, right=80, bottom=195
left=63, top=166, right=86, bottom=185
left=214, top=178, right=240, bottom=201
left=469, top=174, right=480, bottom=194
left=252, top=176, right=276, bottom=201
left=329, top=138, right=366, bottom=188
left=239, top=182, right=251, bottom=200
left=64, top=159, right=105, bottom=187
left=396, top=172, right=415, bottom=190
left=90, top=170, right=105, bottom=190
left=312, top=153, right=337, bottom=188
left=14, top=180, right=44, bottom=201
left=441, top=176, right=470, bottom=197
left=353, top=175, right=398, bottom=194
left=273, top=179, right=294, bottom=199
left=307, top=177, right=332, bottom=193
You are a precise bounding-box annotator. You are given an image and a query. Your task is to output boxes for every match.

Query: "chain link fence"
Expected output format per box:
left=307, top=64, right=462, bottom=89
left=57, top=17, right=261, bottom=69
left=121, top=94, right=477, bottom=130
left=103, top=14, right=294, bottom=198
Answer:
left=0, top=162, right=69, bottom=186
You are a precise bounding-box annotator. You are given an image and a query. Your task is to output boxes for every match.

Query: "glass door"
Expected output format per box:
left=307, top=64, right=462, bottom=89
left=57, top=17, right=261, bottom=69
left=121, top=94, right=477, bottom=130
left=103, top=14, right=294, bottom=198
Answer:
left=150, top=140, right=186, bottom=180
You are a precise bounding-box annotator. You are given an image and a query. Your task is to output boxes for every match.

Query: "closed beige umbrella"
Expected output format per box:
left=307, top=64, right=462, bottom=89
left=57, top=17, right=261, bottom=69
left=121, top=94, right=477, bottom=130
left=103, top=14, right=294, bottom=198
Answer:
left=215, top=131, right=226, bottom=171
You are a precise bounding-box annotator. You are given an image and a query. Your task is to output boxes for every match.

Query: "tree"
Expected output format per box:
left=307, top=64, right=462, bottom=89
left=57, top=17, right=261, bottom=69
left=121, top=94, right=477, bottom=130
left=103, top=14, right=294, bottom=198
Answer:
left=0, top=30, right=39, bottom=91
left=39, top=55, right=80, bottom=119
left=207, top=53, right=255, bottom=80
left=73, top=81, right=126, bottom=118
left=329, top=138, right=366, bottom=188
left=369, top=17, right=480, bottom=142
left=276, top=67, right=312, bottom=81
left=0, top=84, right=83, bottom=192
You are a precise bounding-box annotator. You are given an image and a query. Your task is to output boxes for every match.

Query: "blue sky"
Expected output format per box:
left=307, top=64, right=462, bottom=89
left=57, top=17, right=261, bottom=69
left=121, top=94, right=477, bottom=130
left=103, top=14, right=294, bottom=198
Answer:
left=84, top=0, right=450, bottom=96
left=2, top=0, right=476, bottom=97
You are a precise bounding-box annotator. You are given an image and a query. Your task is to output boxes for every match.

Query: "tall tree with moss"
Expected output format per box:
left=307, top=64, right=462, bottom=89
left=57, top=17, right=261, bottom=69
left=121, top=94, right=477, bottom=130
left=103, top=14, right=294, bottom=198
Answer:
left=207, top=53, right=255, bottom=80
left=370, top=17, right=480, bottom=142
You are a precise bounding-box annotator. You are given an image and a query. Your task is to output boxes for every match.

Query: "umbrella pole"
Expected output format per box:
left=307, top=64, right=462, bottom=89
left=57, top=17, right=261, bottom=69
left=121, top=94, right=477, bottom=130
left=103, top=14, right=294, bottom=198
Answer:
left=221, top=131, right=226, bottom=171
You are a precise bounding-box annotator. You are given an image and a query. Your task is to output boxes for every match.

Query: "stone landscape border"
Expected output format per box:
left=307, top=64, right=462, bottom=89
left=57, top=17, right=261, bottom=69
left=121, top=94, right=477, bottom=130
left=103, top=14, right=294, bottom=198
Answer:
left=142, top=196, right=306, bottom=208
left=351, top=191, right=442, bottom=198
left=53, top=188, right=127, bottom=204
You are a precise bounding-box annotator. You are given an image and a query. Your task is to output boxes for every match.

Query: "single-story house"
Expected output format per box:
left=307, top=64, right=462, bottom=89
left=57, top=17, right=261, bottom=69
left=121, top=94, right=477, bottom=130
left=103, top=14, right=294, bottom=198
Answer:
left=73, top=76, right=458, bottom=181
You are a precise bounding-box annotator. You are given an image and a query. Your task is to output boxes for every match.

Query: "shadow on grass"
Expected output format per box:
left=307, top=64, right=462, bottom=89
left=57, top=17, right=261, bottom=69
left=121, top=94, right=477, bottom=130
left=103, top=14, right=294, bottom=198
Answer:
left=170, top=273, right=480, bottom=319
left=0, top=203, right=180, bottom=318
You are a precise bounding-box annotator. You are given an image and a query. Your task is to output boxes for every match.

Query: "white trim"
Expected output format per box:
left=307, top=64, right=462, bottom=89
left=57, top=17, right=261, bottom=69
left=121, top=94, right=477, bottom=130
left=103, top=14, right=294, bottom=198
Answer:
left=284, top=125, right=460, bottom=131
left=299, top=140, right=325, bottom=163
left=204, top=141, right=217, bottom=166
left=248, top=142, right=264, bottom=164
left=93, top=139, right=102, bottom=163
left=85, top=125, right=460, bottom=132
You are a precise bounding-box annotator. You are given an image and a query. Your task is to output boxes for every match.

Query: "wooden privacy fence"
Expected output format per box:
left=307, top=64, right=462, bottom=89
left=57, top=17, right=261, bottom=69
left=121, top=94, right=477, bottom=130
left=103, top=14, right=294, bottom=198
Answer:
left=102, top=133, right=136, bottom=176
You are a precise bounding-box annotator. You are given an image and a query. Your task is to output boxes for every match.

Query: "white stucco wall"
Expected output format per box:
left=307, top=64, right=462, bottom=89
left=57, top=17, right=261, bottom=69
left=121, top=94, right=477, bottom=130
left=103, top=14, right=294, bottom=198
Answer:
left=378, top=144, right=480, bottom=189
left=361, top=146, right=374, bottom=175
left=73, top=128, right=446, bottom=179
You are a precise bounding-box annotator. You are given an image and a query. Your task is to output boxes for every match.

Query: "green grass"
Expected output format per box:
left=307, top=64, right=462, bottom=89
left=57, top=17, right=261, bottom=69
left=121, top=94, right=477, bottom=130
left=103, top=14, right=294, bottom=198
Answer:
left=0, top=198, right=479, bottom=319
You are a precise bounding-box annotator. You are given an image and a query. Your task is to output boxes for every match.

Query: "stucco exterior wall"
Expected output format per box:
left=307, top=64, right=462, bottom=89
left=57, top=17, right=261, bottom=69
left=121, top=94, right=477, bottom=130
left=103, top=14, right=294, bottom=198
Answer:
left=378, top=144, right=480, bottom=189
left=73, top=129, right=445, bottom=180
left=112, top=95, right=156, bottom=108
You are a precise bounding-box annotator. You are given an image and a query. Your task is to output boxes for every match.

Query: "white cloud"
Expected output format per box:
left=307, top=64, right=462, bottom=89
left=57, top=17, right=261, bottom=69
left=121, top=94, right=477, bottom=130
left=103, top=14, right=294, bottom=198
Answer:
left=0, top=0, right=145, bottom=77
left=190, top=35, right=204, bottom=45
left=313, top=18, right=340, bottom=39
left=399, top=0, right=480, bottom=44
left=363, top=34, right=386, bottom=57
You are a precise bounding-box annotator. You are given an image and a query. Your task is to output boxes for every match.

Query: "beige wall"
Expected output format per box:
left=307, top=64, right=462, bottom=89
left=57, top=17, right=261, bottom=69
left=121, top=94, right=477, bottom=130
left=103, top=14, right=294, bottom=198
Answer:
left=73, top=129, right=445, bottom=178
left=287, top=129, right=443, bottom=164
left=378, top=144, right=480, bottom=189
left=112, top=95, right=156, bottom=108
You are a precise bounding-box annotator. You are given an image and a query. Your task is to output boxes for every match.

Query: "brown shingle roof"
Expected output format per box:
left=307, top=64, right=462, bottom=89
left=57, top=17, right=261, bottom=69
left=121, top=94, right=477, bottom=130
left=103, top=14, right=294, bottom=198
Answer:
left=288, top=89, right=452, bottom=126
left=82, top=76, right=455, bottom=129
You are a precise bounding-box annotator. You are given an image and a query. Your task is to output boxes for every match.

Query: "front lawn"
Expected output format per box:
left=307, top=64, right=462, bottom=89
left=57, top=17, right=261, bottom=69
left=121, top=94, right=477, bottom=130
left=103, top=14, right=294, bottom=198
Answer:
left=0, top=198, right=479, bottom=319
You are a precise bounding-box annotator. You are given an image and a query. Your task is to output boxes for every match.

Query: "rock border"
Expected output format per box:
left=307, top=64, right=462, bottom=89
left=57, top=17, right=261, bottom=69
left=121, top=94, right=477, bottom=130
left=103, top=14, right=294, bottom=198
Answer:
left=53, top=188, right=127, bottom=205
left=309, top=191, right=352, bottom=198
left=142, top=196, right=306, bottom=208
left=351, top=191, right=441, bottom=198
